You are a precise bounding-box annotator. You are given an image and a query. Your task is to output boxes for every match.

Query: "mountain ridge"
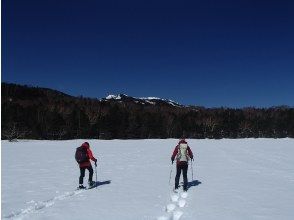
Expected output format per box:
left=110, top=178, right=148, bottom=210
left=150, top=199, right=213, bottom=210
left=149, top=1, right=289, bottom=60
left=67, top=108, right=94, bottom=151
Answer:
left=2, top=82, right=294, bottom=140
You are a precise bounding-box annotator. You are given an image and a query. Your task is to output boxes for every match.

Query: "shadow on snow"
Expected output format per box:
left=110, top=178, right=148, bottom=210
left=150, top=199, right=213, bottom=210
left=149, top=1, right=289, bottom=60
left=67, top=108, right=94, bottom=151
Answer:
left=187, top=180, right=201, bottom=189
left=93, top=180, right=112, bottom=187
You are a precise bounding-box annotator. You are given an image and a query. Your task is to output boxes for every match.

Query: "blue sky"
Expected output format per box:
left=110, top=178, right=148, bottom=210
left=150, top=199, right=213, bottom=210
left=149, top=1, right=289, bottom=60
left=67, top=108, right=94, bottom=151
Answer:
left=2, top=0, right=294, bottom=107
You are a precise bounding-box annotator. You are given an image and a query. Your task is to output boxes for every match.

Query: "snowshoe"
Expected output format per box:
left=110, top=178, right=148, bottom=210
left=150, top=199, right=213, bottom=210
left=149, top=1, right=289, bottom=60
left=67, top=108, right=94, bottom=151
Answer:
left=173, top=187, right=179, bottom=193
left=183, top=184, right=188, bottom=191
left=88, top=181, right=96, bottom=188
left=78, top=185, right=86, bottom=190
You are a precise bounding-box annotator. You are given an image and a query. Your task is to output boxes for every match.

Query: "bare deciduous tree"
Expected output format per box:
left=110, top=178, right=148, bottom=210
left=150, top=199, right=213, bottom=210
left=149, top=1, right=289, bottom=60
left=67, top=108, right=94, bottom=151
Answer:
left=2, top=123, right=31, bottom=141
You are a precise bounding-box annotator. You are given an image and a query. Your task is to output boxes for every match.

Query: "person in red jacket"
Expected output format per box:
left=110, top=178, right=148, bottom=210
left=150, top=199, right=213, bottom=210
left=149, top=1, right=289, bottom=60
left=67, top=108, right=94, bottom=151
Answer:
left=171, top=139, right=194, bottom=191
left=78, top=142, right=97, bottom=189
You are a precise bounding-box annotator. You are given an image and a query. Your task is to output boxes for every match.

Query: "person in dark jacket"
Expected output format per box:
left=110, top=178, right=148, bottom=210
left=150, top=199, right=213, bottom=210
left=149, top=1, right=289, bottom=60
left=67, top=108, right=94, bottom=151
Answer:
left=171, top=139, right=194, bottom=191
left=77, top=142, right=97, bottom=189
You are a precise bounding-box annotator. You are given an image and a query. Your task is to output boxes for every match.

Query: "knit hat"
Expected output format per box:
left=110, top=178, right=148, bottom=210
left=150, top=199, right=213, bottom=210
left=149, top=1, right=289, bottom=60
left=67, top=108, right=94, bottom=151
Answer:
left=82, top=142, right=90, bottom=148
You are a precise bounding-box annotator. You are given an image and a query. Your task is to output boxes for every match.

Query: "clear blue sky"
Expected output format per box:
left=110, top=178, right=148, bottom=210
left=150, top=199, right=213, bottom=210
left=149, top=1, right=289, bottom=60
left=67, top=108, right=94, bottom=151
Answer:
left=3, top=0, right=294, bottom=107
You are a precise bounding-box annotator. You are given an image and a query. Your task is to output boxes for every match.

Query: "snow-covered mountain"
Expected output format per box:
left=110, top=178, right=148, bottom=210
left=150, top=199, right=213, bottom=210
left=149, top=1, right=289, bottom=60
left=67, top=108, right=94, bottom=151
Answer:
left=2, top=139, right=294, bottom=220
left=103, top=94, right=183, bottom=107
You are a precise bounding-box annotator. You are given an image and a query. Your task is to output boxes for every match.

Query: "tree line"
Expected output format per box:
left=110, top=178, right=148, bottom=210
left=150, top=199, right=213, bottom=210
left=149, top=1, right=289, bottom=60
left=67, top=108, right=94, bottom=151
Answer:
left=2, top=83, right=294, bottom=140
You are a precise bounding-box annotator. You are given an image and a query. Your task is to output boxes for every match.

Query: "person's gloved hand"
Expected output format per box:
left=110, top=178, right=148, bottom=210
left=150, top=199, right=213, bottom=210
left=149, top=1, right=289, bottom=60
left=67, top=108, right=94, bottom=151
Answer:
left=95, top=161, right=97, bottom=167
left=171, top=157, right=174, bottom=164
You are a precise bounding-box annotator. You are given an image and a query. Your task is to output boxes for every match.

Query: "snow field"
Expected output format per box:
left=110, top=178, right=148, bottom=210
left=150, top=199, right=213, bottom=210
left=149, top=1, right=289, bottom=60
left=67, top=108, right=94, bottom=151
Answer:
left=2, top=138, right=294, bottom=220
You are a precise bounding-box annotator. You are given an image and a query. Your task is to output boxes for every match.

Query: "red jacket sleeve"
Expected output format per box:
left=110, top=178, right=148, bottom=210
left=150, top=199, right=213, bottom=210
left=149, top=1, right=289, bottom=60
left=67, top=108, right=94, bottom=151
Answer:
left=171, top=145, right=179, bottom=160
left=87, top=148, right=97, bottom=162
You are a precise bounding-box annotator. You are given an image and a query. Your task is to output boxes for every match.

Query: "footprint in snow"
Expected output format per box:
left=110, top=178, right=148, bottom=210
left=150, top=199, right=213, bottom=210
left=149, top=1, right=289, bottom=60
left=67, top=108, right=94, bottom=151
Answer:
left=171, top=194, right=179, bottom=202
left=157, top=215, right=170, bottom=220
left=180, top=192, right=188, bottom=199
left=166, top=203, right=176, bottom=212
left=178, top=199, right=186, bottom=208
left=171, top=193, right=186, bottom=207
left=173, top=210, right=183, bottom=220
left=158, top=189, right=188, bottom=220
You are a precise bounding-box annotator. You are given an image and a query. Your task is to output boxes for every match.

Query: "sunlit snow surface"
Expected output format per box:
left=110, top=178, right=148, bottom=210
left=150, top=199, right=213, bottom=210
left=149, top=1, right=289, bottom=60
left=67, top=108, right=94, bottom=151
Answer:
left=2, top=139, right=294, bottom=220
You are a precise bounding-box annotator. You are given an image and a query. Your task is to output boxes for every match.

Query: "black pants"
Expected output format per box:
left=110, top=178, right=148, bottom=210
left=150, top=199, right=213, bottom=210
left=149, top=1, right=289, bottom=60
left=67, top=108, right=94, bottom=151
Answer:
left=79, top=166, right=93, bottom=185
left=175, top=163, right=188, bottom=190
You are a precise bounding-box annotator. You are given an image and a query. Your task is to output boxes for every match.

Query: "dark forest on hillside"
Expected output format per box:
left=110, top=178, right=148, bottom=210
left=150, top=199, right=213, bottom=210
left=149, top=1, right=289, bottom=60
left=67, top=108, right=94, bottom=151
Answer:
left=2, top=83, right=294, bottom=140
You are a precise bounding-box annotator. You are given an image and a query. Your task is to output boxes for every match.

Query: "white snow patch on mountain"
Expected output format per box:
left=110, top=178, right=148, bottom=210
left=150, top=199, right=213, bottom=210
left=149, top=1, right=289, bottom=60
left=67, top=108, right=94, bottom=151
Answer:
left=145, top=100, right=156, bottom=105
left=105, top=94, right=122, bottom=100
left=140, top=97, right=162, bottom=100
left=139, top=97, right=181, bottom=106
left=103, top=94, right=182, bottom=106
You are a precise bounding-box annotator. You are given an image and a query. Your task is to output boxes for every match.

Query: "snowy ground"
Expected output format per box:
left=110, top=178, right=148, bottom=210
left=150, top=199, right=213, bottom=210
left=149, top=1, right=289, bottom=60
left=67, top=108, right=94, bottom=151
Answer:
left=2, top=138, right=294, bottom=220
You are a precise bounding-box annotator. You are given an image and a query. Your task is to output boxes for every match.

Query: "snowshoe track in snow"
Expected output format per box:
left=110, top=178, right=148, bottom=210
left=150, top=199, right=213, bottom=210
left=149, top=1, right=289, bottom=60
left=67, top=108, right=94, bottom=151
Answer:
left=3, top=190, right=85, bottom=219
left=173, top=210, right=184, bottom=220
left=166, top=203, right=176, bottom=212
left=157, top=186, right=188, bottom=220
left=171, top=194, right=179, bottom=202
left=178, top=199, right=186, bottom=208
left=3, top=181, right=110, bottom=219
left=180, top=192, right=188, bottom=199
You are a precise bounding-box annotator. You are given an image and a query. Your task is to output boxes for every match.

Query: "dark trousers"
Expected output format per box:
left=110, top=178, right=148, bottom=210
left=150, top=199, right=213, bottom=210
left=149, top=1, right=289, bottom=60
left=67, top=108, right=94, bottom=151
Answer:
left=175, top=163, right=188, bottom=190
left=79, top=166, right=93, bottom=185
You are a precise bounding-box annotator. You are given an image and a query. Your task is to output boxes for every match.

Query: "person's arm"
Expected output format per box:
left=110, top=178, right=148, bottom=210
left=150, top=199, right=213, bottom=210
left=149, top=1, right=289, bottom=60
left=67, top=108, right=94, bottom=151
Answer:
left=187, top=146, right=194, bottom=160
left=87, top=148, right=97, bottom=162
